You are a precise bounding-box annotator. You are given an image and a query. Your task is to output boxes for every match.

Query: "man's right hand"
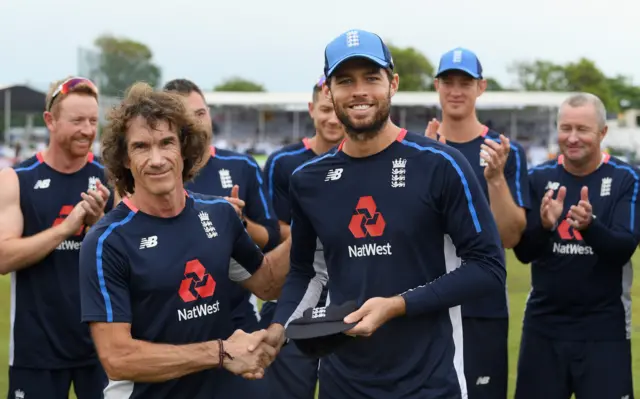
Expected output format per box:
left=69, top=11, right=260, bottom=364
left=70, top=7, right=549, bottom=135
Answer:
left=60, top=201, right=88, bottom=237
left=424, top=118, right=446, bottom=144
left=540, top=186, right=566, bottom=230
left=222, top=329, right=276, bottom=379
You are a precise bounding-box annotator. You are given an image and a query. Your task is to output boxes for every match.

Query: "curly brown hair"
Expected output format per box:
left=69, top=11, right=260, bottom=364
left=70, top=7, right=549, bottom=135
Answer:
left=101, top=82, right=209, bottom=197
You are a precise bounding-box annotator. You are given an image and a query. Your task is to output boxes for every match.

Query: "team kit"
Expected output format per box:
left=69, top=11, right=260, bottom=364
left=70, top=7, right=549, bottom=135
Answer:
left=1, top=28, right=637, bottom=399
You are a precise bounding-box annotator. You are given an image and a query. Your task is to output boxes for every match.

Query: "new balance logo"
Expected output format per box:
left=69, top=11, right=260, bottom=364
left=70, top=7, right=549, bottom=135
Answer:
left=311, top=307, right=326, bottom=319
left=601, top=177, right=612, bottom=197
left=219, top=169, right=233, bottom=189
left=33, top=179, right=50, bottom=189
left=545, top=181, right=560, bottom=191
left=140, top=236, right=158, bottom=249
left=325, top=168, right=343, bottom=181
left=476, top=376, right=490, bottom=385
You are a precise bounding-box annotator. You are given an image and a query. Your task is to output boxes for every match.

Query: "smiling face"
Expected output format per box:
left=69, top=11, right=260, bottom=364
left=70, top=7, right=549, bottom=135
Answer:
left=125, top=116, right=184, bottom=197
left=434, top=71, right=486, bottom=121
left=308, top=88, right=344, bottom=145
left=44, top=93, right=99, bottom=158
left=324, top=58, right=399, bottom=141
left=557, top=103, right=607, bottom=167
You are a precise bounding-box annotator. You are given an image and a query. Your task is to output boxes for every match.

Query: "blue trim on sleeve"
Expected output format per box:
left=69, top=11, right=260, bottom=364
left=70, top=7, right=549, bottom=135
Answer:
left=528, top=164, right=558, bottom=175
left=400, top=140, right=482, bottom=233
left=292, top=151, right=337, bottom=175
left=91, top=160, right=105, bottom=169
left=609, top=160, right=639, bottom=231
left=14, top=160, right=42, bottom=172
left=215, top=154, right=272, bottom=219
left=268, top=148, right=309, bottom=203
left=95, top=211, right=136, bottom=322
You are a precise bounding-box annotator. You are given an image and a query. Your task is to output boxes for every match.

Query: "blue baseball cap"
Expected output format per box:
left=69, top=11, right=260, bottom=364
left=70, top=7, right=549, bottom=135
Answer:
left=324, top=29, right=394, bottom=78
left=435, top=47, right=483, bottom=79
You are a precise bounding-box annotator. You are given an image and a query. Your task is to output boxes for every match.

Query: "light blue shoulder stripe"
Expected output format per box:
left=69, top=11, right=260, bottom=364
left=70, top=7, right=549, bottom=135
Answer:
left=399, top=140, right=482, bottom=233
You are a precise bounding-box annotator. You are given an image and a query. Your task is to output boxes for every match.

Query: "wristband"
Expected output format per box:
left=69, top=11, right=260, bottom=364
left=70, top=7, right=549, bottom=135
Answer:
left=217, top=339, right=234, bottom=369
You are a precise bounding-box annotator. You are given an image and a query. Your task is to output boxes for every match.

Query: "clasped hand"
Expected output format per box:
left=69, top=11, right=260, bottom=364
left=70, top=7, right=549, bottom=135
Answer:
left=223, top=325, right=285, bottom=379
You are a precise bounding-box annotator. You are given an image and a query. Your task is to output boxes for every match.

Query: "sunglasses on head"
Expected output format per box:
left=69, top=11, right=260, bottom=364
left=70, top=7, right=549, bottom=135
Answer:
left=316, top=75, right=326, bottom=88
left=46, top=77, right=98, bottom=112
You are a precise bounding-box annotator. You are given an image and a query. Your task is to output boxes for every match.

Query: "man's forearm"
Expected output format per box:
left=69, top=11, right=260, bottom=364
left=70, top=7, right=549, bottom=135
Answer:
left=104, top=340, right=219, bottom=382
left=0, top=224, right=71, bottom=275
left=488, top=177, right=526, bottom=248
left=260, top=238, right=292, bottom=300
left=246, top=219, right=269, bottom=249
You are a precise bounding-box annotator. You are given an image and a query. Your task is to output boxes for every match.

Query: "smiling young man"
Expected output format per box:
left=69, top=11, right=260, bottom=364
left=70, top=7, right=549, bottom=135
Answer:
left=263, top=29, right=507, bottom=399
left=0, top=77, right=113, bottom=399
left=425, top=48, right=530, bottom=399
left=79, top=82, right=292, bottom=399
left=163, top=79, right=279, bottom=337
left=260, top=76, right=344, bottom=399
left=513, top=93, right=639, bottom=399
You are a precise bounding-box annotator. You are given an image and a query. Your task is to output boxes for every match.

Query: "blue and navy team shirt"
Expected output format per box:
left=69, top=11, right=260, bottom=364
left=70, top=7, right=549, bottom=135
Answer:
left=273, top=130, right=506, bottom=398
left=514, top=153, right=640, bottom=341
left=79, top=192, right=265, bottom=399
left=265, top=138, right=315, bottom=224
left=11, top=152, right=113, bottom=369
left=445, top=126, right=530, bottom=318
left=185, top=146, right=278, bottom=330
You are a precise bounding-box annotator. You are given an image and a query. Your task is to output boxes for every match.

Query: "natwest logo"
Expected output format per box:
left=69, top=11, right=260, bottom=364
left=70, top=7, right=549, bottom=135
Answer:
left=177, top=259, right=220, bottom=321
left=348, top=196, right=386, bottom=238
left=179, top=259, right=216, bottom=302
left=347, top=196, right=392, bottom=258
left=553, top=218, right=593, bottom=256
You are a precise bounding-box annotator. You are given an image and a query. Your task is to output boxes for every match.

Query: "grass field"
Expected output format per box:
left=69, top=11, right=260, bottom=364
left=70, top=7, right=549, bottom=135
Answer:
left=1, top=250, right=638, bottom=398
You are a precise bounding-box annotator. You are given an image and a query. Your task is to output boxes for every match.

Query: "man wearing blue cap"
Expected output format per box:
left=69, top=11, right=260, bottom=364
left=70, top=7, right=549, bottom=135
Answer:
left=425, top=48, right=531, bottom=399
left=263, top=29, right=507, bottom=399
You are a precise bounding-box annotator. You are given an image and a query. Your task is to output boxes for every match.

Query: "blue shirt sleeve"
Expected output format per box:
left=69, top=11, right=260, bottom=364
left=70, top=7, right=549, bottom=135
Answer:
left=506, top=142, right=530, bottom=209
left=272, top=174, right=326, bottom=326
left=400, top=148, right=507, bottom=317
left=243, top=156, right=280, bottom=251
left=581, top=168, right=640, bottom=265
left=265, top=154, right=293, bottom=224
left=79, top=226, right=131, bottom=323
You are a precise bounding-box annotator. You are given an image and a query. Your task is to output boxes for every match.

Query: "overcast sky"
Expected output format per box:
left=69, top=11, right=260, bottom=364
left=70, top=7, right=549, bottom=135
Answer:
left=1, top=0, right=638, bottom=93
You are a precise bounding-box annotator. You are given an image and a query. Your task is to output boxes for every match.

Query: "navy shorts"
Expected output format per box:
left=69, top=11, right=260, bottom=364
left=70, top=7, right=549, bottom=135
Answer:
left=515, top=328, right=634, bottom=399
left=8, top=364, right=107, bottom=399
left=462, top=317, right=508, bottom=399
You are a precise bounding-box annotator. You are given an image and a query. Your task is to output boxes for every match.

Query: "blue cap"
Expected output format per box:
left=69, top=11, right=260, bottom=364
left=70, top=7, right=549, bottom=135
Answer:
left=324, top=29, right=394, bottom=78
left=435, top=47, right=483, bottom=79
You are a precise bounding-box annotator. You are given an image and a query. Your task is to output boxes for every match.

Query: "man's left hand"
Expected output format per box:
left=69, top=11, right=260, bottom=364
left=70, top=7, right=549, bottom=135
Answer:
left=343, top=297, right=405, bottom=337
left=81, top=180, right=110, bottom=227
left=568, top=186, right=593, bottom=231
left=481, top=134, right=510, bottom=182
left=224, top=185, right=245, bottom=219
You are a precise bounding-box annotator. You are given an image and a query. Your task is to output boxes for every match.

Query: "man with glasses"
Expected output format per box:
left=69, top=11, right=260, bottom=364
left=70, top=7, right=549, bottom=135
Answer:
left=0, top=77, right=114, bottom=399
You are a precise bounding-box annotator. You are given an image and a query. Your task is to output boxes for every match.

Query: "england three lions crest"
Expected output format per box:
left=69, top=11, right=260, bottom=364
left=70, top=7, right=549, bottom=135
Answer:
left=391, top=158, right=406, bottom=188
left=198, top=211, right=218, bottom=239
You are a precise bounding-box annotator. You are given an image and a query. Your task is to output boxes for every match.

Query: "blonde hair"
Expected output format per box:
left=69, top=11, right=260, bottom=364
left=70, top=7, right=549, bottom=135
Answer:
left=45, top=76, right=98, bottom=117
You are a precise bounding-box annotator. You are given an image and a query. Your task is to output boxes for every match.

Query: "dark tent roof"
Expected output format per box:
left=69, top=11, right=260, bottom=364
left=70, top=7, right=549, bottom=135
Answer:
left=0, top=85, right=46, bottom=113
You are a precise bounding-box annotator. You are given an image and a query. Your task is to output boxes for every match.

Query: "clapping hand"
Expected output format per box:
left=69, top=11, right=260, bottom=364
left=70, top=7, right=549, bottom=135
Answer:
left=567, top=186, right=592, bottom=231
left=224, top=185, right=245, bottom=219
left=424, top=118, right=446, bottom=144
left=540, top=186, right=566, bottom=230
left=81, top=179, right=111, bottom=227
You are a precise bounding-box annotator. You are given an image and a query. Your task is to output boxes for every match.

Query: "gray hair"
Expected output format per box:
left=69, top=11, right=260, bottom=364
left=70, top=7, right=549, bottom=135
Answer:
left=557, top=92, right=607, bottom=130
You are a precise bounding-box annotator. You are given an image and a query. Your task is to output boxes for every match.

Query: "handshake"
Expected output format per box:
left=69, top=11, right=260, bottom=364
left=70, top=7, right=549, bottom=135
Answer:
left=218, top=324, right=286, bottom=379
